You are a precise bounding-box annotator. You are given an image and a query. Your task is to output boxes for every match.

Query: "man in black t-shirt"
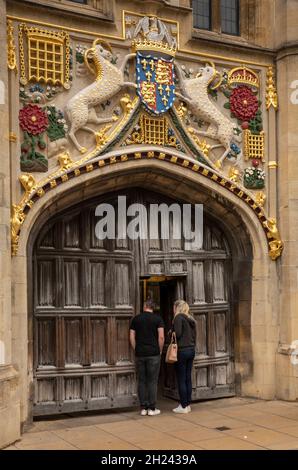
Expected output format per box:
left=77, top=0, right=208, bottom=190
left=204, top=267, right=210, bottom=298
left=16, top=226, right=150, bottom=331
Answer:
left=130, top=300, right=165, bottom=416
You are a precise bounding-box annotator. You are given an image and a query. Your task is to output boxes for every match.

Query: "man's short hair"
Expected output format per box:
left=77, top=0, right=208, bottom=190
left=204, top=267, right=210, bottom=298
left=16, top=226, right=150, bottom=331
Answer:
left=144, top=299, right=154, bottom=311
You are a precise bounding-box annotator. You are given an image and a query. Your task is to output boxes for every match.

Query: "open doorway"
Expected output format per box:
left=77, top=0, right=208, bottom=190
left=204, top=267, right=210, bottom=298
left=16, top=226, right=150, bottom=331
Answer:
left=139, top=275, right=186, bottom=334
left=139, top=276, right=186, bottom=399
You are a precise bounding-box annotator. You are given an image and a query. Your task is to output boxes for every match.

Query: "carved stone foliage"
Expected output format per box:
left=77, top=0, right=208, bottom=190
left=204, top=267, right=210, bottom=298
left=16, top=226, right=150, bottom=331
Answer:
left=19, top=102, right=68, bottom=171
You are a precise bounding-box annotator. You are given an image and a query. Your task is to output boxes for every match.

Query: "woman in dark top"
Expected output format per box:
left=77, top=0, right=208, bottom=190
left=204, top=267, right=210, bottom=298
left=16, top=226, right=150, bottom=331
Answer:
left=172, top=300, right=196, bottom=414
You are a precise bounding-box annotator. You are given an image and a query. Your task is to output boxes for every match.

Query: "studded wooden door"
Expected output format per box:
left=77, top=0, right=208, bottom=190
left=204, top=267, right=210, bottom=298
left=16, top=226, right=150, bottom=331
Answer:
left=32, top=189, right=235, bottom=415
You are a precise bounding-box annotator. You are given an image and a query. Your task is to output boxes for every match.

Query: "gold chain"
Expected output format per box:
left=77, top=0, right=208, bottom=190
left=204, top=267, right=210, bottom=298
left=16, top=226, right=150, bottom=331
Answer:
left=64, top=31, right=71, bottom=89
left=19, top=23, right=27, bottom=84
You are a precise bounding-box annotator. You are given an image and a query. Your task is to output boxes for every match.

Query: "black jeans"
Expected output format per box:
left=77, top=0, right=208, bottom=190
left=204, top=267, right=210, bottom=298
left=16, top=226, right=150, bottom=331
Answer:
left=175, top=348, right=195, bottom=408
left=136, top=355, right=161, bottom=410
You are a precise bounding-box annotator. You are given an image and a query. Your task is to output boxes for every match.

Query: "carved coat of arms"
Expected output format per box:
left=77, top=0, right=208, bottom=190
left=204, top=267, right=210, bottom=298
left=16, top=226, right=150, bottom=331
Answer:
left=132, top=16, right=176, bottom=115
left=136, top=53, right=175, bottom=114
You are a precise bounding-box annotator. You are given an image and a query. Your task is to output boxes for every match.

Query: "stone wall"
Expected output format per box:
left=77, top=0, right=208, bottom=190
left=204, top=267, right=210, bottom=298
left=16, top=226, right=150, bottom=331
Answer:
left=275, top=0, right=298, bottom=401
left=0, top=0, right=20, bottom=449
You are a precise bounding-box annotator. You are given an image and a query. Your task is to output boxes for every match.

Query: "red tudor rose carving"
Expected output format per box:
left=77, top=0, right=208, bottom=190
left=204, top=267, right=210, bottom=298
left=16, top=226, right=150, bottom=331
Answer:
left=230, top=85, right=259, bottom=121
left=19, top=104, right=49, bottom=135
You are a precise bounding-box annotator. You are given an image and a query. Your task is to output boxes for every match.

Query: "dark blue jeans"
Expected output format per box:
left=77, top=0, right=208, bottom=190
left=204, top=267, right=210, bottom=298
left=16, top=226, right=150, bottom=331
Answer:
left=175, top=348, right=195, bottom=408
left=136, top=355, right=161, bottom=410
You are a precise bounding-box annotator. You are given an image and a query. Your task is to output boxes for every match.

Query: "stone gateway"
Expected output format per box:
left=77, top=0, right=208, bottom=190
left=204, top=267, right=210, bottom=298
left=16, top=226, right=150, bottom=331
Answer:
left=0, top=0, right=297, bottom=449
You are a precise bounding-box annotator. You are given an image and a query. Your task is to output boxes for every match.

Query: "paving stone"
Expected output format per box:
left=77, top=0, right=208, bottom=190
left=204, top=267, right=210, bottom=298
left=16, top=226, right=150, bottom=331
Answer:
left=197, top=436, right=266, bottom=450
left=9, top=398, right=298, bottom=450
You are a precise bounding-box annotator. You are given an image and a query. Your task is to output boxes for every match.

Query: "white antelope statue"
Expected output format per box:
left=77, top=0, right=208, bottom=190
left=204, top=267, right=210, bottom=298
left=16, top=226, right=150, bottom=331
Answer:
left=176, top=62, right=242, bottom=168
left=66, top=39, right=136, bottom=153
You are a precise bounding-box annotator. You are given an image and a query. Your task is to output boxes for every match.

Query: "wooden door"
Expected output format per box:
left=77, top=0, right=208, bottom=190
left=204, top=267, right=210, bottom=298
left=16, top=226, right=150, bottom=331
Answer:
left=32, top=189, right=235, bottom=415
left=33, top=198, right=137, bottom=416
left=162, top=226, right=235, bottom=400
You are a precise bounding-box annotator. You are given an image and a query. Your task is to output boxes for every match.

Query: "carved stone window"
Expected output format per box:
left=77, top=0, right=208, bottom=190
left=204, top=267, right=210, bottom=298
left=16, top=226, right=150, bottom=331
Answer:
left=192, top=0, right=241, bottom=36
left=18, top=1, right=112, bottom=20
left=221, top=0, right=240, bottom=35
left=192, top=0, right=211, bottom=30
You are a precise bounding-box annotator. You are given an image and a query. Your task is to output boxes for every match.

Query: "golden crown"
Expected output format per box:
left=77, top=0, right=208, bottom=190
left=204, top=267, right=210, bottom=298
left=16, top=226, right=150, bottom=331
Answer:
left=228, top=66, right=259, bottom=88
left=131, top=39, right=177, bottom=57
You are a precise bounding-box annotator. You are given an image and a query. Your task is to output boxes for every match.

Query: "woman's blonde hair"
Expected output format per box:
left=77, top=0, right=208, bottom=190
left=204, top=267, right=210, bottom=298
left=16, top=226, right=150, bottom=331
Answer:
left=174, top=300, right=192, bottom=318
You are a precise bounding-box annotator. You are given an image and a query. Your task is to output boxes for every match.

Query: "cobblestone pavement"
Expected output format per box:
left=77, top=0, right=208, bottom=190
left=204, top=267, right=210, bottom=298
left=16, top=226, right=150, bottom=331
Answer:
left=4, top=397, right=298, bottom=450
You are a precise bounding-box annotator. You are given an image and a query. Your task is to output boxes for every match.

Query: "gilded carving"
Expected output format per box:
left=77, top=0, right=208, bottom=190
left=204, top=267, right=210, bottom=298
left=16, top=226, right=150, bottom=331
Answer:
left=19, top=173, right=37, bottom=193
left=12, top=149, right=282, bottom=260
left=228, top=166, right=240, bottom=183
left=11, top=205, right=25, bottom=256
left=228, top=67, right=259, bottom=89
left=244, top=130, right=265, bottom=162
left=18, top=23, right=71, bottom=88
left=187, top=128, right=211, bottom=157
left=7, top=20, right=17, bottom=72
left=123, top=113, right=183, bottom=151
left=58, top=151, right=74, bottom=170
left=255, top=191, right=266, bottom=207
left=9, top=132, right=17, bottom=142
left=264, top=218, right=283, bottom=260
left=266, top=67, right=278, bottom=110
left=95, top=124, right=113, bottom=148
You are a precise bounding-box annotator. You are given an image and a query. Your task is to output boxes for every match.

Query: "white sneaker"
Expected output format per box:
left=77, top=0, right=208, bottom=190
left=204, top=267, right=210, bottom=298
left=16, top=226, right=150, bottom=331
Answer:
left=187, top=405, right=191, bottom=413
left=140, top=409, right=147, bottom=416
left=148, top=408, right=161, bottom=416
left=173, top=404, right=189, bottom=414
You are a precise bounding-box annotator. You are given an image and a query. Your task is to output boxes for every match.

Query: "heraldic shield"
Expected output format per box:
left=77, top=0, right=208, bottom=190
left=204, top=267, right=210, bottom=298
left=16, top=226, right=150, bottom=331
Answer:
left=136, top=52, right=175, bottom=114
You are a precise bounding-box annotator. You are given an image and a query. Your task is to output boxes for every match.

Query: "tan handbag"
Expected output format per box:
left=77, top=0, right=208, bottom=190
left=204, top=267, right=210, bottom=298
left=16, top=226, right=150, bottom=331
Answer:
left=165, top=332, right=178, bottom=363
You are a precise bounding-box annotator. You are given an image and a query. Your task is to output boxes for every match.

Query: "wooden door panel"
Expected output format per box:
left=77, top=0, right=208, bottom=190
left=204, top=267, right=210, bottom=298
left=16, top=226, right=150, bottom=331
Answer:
left=90, top=375, right=109, bottom=400
left=90, top=213, right=105, bottom=249
left=215, top=364, right=228, bottom=385
left=115, top=373, right=136, bottom=397
left=214, top=311, right=228, bottom=355
left=90, top=318, right=108, bottom=365
left=36, top=318, right=56, bottom=367
left=64, top=318, right=83, bottom=366
left=37, top=260, right=56, bottom=307
left=36, top=378, right=56, bottom=404
left=212, top=261, right=227, bottom=302
left=64, top=376, right=84, bottom=402
left=195, top=313, right=208, bottom=356
left=192, top=261, right=205, bottom=304
left=115, top=263, right=132, bottom=307
left=115, top=318, right=134, bottom=365
left=64, top=260, right=82, bottom=307
left=192, top=362, right=235, bottom=399
left=64, top=213, right=81, bottom=249
left=89, top=261, right=106, bottom=307
left=39, top=224, right=56, bottom=249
